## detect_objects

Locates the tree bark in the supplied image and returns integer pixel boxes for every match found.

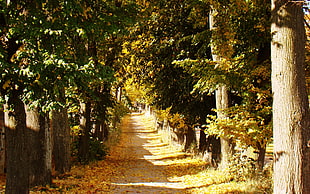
[184,126,196,151]
[78,101,91,164]
[209,9,234,169]
[51,108,71,174]
[96,121,109,142]
[257,143,266,170]
[271,1,310,193]
[26,107,52,187]
[215,85,234,169]
[102,122,109,141]
[199,129,207,153]
[0,108,5,174]
[4,95,29,194]
[94,120,103,141]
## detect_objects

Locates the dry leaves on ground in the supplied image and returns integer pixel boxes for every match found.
[0,113,271,193]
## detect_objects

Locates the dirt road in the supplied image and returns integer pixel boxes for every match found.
[108,113,186,194]
[29,113,207,193]
[7,112,270,193]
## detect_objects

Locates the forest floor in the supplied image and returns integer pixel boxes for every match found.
[0,113,272,193]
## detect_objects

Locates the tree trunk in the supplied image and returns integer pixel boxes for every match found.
[199,129,207,153]
[94,120,102,141]
[102,122,109,141]
[257,143,266,170]
[271,1,310,193]
[78,101,91,164]
[219,137,234,169]
[206,135,221,167]
[184,126,196,151]
[4,95,29,194]
[0,108,5,174]
[26,107,52,187]
[209,9,234,169]
[116,86,122,102]
[216,85,234,169]
[93,119,109,142]
[51,108,71,174]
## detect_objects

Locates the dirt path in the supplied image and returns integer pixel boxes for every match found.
[26,112,211,193]
[4,112,271,193]
[107,113,186,194]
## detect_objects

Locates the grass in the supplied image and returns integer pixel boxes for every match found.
[159,155,272,194]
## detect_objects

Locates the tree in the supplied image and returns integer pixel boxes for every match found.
[0,1,56,191]
[209,8,234,169]
[66,0,136,164]
[0,0,137,191]
[78,101,92,163]
[178,0,272,169]
[271,0,310,193]
[4,97,29,194]
[123,0,214,151]
[26,107,52,187]
[51,107,71,174]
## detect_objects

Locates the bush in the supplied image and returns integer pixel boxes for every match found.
[108,103,130,128]
[71,131,109,164]
[89,137,109,161]
[227,152,257,182]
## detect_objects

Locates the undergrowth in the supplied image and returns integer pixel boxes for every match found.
[151,112,273,193]
[161,154,272,194]
[29,113,273,193]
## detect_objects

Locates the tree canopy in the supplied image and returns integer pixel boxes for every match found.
[1,0,310,192]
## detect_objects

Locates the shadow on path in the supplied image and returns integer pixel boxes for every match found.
[107,113,186,194]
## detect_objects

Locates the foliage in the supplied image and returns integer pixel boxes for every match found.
[174,0,272,157]
[205,0,271,60]
[177,0,271,87]
[71,128,109,164]
[206,104,272,151]
[108,102,131,128]
[155,107,171,122]
[0,0,138,111]
[168,112,188,135]
[88,137,109,161]
[226,152,257,182]
[0,111,273,193]
[123,78,153,105]
[122,0,214,124]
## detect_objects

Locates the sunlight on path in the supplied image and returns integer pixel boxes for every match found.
[107,113,187,194]
[28,113,210,193]
[6,112,270,193]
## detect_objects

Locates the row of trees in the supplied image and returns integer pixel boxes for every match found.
[123,0,271,167]
[0,1,137,193]
[123,0,310,193]
[0,0,309,193]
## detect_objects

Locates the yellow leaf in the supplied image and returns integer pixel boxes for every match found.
[2,80,11,89]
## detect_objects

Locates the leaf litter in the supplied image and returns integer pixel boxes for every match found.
[0,113,271,193]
